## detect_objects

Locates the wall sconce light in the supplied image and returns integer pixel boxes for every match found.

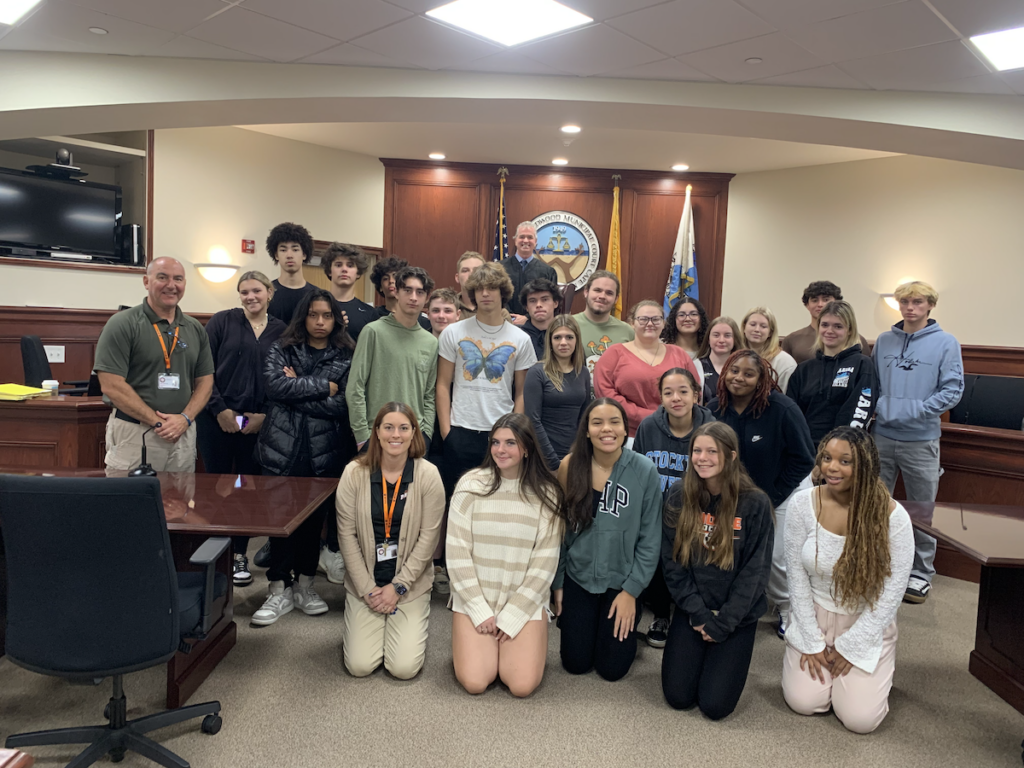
[881,293,899,311]
[193,246,240,283]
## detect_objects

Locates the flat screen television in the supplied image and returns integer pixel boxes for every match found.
[0,166,123,262]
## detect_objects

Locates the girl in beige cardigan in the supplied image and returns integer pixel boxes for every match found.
[336,402,445,679]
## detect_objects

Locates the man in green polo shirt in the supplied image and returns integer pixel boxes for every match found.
[94,257,214,472]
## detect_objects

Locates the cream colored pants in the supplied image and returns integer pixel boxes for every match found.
[104,413,197,473]
[782,602,898,734]
[343,591,431,680]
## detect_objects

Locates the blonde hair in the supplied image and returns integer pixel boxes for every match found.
[237,270,273,295]
[628,299,664,322]
[741,306,781,361]
[542,315,585,392]
[894,280,938,306]
[814,300,860,353]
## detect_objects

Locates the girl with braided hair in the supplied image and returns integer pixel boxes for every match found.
[782,426,914,733]
[707,349,815,638]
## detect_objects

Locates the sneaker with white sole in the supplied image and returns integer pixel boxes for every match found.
[252,582,293,626]
[776,612,787,640]
[318,545,346,585]
[903,576,932,604]
[232,553,253,587]
[646,617,669,648]
[433,565,450,595]
[293,575,329,615]
[253,540,271,568]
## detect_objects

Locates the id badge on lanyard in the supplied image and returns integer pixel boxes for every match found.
[154,324,180,390]
[377,472,403,562]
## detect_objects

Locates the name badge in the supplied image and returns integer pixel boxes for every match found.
[376,541,398,562]
[158,373,181,390]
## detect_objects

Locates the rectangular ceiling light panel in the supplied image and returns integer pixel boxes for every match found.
[971,27,1024,72]
[427,0,592,47]
[0,0,44,25]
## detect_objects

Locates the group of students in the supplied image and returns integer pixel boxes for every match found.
[197,220,963,732]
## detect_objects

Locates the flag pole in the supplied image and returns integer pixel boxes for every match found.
[608,174,623,319]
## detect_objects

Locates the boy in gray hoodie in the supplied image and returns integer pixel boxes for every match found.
[872,281,963,603]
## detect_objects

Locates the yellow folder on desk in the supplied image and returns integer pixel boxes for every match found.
[0,384,51,401]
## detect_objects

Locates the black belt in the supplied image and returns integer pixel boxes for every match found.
[115,410,141,424]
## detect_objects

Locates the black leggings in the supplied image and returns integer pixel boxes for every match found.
[266,498,331,587]
[661,615,757,720]
[196,409,260,558]
[559,576,639,682]
[642,561,672,620]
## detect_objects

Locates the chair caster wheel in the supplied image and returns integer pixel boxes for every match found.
[103,703,110,720]
[201,714,222,735]
[110,746,126,762]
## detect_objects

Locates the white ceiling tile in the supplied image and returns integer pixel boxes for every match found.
[350,16,502,69]
[749,63,869,88]
[9,1,176,55]
[785,2,956,62]
[186,6,340,62]
[299,42,417,68]
[557,0,673,22]
[998,70,1024,96]
[679,32,825,82]
[607,0,777,57]
[733,0,904,29]
[838,40,991,90]
[0,26,94,53]
[605,57,721,82]
[242,0,412,42]
[145,34,267,61]
[514,23,664,76]
[929,0,1024,38]
[448,49,570,75]
[65,0,225,34]
[916,73,1018,96]
[379,0,442,12]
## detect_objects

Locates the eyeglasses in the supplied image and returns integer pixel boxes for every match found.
[677,311,700,319]
[635,316,664,326]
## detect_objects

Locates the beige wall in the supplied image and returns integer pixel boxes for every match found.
[724,154,1024,348]
[0,126,384,313]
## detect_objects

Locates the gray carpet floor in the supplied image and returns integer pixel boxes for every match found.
[2,555,1022,768]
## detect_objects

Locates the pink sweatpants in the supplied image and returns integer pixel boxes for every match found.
[782,602,898,734]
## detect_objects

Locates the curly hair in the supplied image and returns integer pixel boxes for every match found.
[266,222,313,263]
[662,297,709,348]
[814,426,893,610]
[465,262,514,308]
[801,280,843,305]
[370,255,409,297]
[394,265,435,295]
[714,349,778,417]
[321,242,369,278]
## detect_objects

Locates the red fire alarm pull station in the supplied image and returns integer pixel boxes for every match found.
[242,239,256,254]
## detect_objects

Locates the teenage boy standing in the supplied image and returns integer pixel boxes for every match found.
[520,277,562,359]
[266,222,316,325]
[369,255,431,331]
[573,270,634,372]
[323,242,376,342]
[454,251,486,317]
[872,280,963,604]
[783,280,869,364]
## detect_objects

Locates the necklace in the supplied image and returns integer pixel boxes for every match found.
[633,341,662,366]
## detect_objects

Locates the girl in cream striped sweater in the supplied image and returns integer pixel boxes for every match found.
[447,413,566,697]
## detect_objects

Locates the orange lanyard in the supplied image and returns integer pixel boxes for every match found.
[153,324,179,372]
[381,472,403,542]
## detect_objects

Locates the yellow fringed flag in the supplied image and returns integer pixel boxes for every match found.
[607,175,622,318]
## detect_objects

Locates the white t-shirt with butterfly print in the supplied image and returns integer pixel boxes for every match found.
[439,316,537,432]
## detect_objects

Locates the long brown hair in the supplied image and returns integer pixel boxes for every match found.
[472,413,565,520]
[714,349,778,416]
[696,316,741,359]
[358,402,426,473]
[668,422,766,570]
[542,315,585,392]
[816,426,892,610]
[561,398,628,533]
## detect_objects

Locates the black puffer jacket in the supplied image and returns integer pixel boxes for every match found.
[256,341,353,477]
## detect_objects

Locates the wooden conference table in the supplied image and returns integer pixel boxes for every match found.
[904,501,1024,715]
[0,468,338,708]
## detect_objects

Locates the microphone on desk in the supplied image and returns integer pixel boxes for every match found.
[129,424,161,477]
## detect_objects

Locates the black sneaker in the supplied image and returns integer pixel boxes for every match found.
[646,618,669,648]
[232,554,253,587]
[903,576,932,604]
[253,540,271,568]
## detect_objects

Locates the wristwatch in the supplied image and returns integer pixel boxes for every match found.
[393,582,408,596]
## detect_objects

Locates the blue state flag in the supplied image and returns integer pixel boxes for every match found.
[664,185,698,315]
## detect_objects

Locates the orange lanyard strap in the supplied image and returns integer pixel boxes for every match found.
[153,324,179,372]
[381,472,403,542]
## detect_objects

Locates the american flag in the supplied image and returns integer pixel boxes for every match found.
[492,174,508,261]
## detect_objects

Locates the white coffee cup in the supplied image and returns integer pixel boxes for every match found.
[41,379,59,394]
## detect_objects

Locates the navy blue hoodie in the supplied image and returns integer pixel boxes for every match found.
[785,344,877,446]
[633,404,716,496]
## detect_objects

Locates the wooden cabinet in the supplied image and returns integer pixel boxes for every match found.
[0,396,111,468]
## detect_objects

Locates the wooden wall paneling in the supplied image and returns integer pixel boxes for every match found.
[961,346,1024,377]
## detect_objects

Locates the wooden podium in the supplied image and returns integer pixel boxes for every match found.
[0,395,110,469]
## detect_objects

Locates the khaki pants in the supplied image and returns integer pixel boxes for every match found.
[782,602,898,734]
[104,413,197,473]
[343,591,430,680]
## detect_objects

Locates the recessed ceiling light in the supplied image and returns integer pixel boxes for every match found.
[89,27,108,35]
[745,57,763,64]
[560,125,581,133]
[428,152,446,160]
[427,0,592,47]
[552,158,569,166]
[971,27,1024,71]
[671,164,689,171]
[0,0,44,25]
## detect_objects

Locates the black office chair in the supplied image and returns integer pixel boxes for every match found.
[0,475,228,768]
[948,373,978,425]
[19,335,90,395]
[966,375,1024,431]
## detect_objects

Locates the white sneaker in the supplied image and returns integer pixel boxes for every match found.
[251,582,293,626]
[293,575,329,615]
[433,565,450,595]
[318,546,346,585]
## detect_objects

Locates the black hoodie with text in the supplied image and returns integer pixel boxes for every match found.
[785,344,877,446]
[633,404,716,497]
